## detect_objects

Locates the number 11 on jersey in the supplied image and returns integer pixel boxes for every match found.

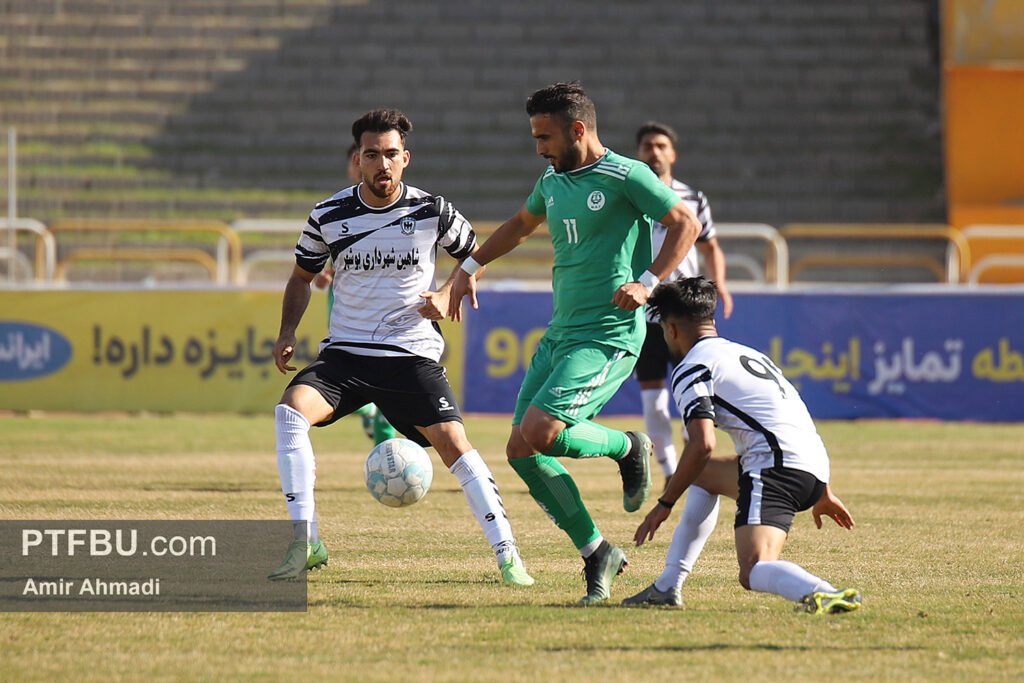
[563,218,579,244]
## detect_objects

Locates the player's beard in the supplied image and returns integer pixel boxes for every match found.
[645,159,668,176]
[550,146,584,173]
[365,173,399,200]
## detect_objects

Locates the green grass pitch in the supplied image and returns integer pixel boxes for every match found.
[1,414,1022,680]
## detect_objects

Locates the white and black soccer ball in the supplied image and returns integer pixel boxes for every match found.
[364,438,433,508]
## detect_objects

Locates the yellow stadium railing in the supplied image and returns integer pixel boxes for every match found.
[780,224,971,284]
[47,218,242,284]
[715,223,788,286]
[961,225,1024,284]
[789,254,947,283]
[0,218,56,282]
[55,248,220,283]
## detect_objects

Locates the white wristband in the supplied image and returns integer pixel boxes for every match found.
[461,255,483,276]
[638,270,660,290]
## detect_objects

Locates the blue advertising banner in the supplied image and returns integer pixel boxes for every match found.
[463,289,1024,422]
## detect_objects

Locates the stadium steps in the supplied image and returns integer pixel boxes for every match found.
[0,0,942,231]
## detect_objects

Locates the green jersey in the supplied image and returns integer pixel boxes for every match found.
[525,149,680,354]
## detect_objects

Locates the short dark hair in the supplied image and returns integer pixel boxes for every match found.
[351,109,413,148]
[526,81,597,129]
[647,276,717,324]
[635,121,678,147]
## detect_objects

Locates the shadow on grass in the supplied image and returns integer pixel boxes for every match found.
[541,644,926,653]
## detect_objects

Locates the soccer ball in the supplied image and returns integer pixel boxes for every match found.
[364,438,433,508]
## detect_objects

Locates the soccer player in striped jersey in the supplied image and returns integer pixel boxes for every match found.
[634,122,733,487]
[268,109,534,587]
[624,277,861,614]
[449,82,703,603]
[313,144,396,445]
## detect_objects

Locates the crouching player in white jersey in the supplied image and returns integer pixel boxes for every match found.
[623,277,861,614]
[268,109,533,586]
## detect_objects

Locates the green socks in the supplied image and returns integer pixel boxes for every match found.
[546,420,629,460]
[373,411,396,443]
[509,455,600,550]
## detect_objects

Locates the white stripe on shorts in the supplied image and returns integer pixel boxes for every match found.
[566,350,626,417]
[746,469,764,526]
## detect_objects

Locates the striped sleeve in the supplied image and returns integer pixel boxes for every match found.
[436,197,477,260]
[671,362,716,424]
[695,190,715,241]
[294,214,330,274]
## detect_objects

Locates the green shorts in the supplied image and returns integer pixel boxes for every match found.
[512,335,638,426]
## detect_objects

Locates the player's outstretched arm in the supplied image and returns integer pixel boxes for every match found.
[697,238,733,319]
[634,418,716,546]
[274,264,317,374]
[612,200,702,311]
[652,200,702,279]
[812,483,855,530]
[420,255,481,322]
[448,205,544,319]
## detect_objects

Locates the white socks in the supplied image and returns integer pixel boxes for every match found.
[579,536,604,559]
[275,404,319,543]
[642,388,677,478]
[654,485,719,592]
[748,560,836,602]
[449,449,519,567]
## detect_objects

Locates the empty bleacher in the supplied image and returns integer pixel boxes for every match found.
[0,0,943,226]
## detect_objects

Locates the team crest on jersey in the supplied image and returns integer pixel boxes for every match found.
[401,217,416,235]
[587,190,605,211]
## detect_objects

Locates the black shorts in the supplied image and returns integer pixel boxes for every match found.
[734,465,826,533]
[634,322,673,382]
[288,349,463,448]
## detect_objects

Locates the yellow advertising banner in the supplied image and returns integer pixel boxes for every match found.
[0,291,463,413]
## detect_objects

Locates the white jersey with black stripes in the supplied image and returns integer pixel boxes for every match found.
[294,183,476,362]
[670,335,830,482]
[646,178,715,322]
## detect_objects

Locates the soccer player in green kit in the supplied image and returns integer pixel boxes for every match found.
[449,82,702,603]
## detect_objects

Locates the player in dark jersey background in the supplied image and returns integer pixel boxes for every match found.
[450,82,703,603]
[268,109,534,587]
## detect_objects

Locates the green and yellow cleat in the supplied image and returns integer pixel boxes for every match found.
[798,587,862,614]
[499,555,536,587]
[267,539,329,581]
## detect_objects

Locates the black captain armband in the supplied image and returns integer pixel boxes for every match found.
[657,497,675,510]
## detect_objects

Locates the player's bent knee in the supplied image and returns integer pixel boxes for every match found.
[505,427,538,461]
[518,420,558,453]
[277,385,332,425]
[506,439,535,461]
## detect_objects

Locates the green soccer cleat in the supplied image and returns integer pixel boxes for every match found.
[618,431,653,512]
[267,539,329,581]
[499,555,536,587]
[579,540,628,605]
[798,587,862,614]
[622,582,683,607]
